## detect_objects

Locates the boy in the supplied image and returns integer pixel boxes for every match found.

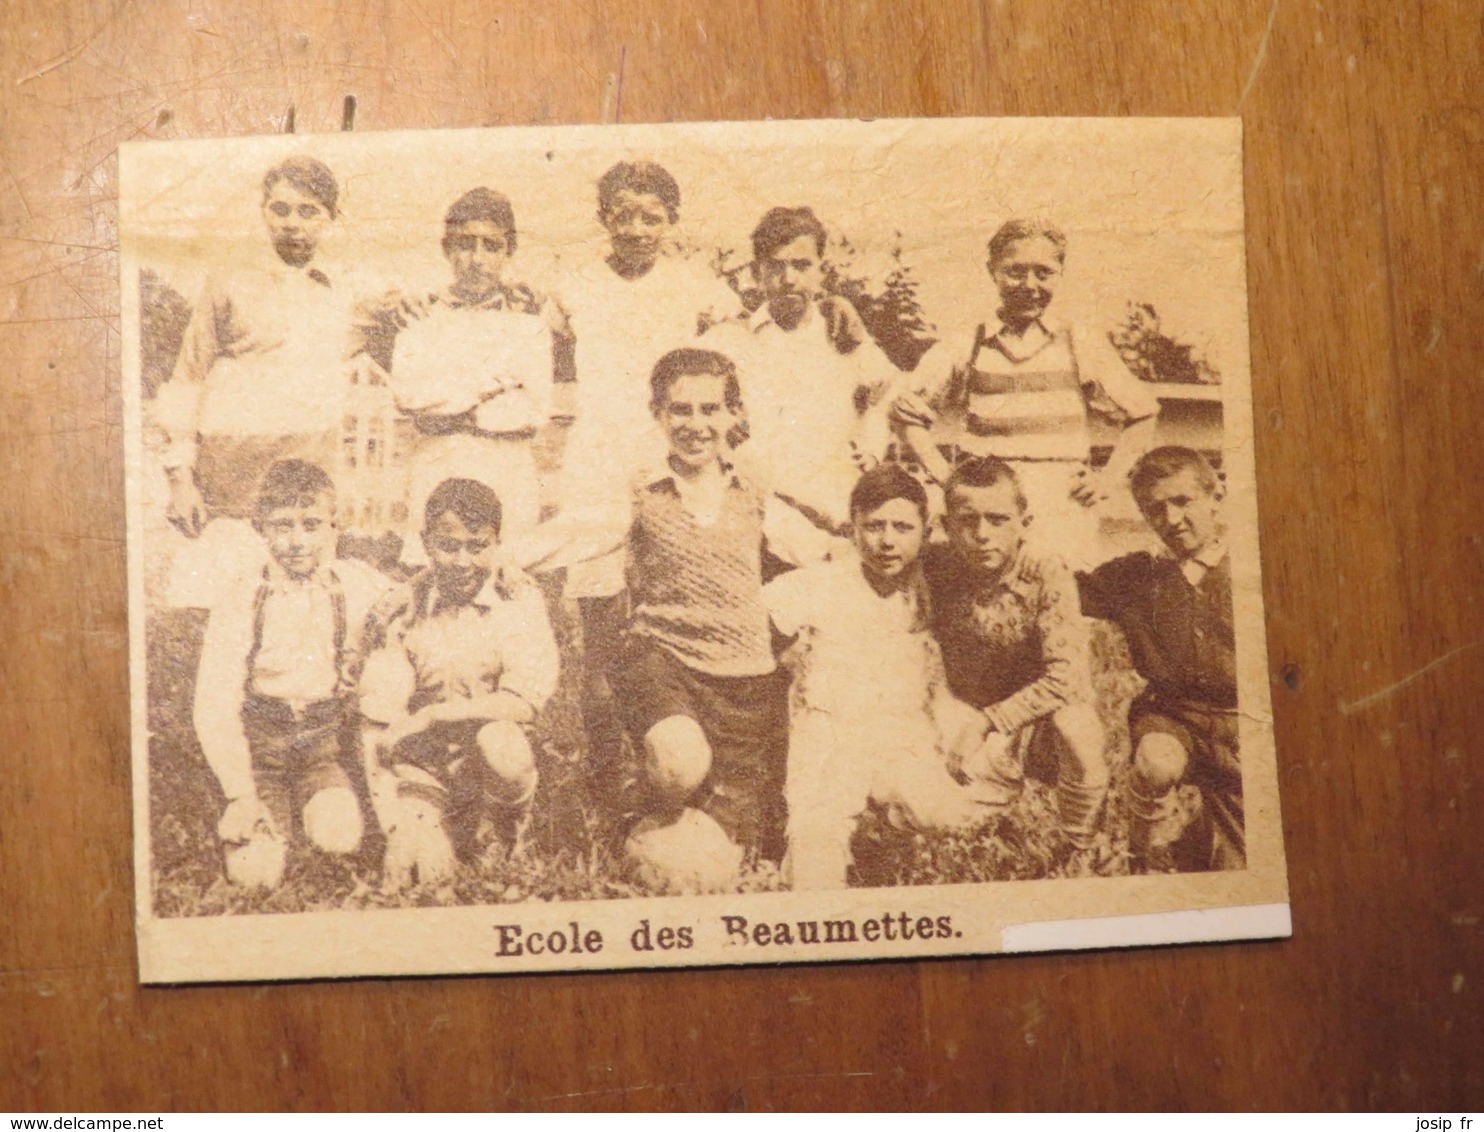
[920,456,1110,855]
[706,206,899,567]
[192,460,395,890]
[358,478,560,889]
[353,187,574,564]
[513,347,790,888]
[891,218,1160,564]
[1078,447,1242,872]
[765,464,984,890]
[555,160,740,810]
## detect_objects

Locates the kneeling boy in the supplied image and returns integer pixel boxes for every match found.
[1078,446,1242,872]
[921,456,1110,855]
[358,478,560,888]
[193,460,395,889]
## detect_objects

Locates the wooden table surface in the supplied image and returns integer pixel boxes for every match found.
[2,0,1481,1112]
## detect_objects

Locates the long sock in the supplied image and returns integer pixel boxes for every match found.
[1058,778,1108,849]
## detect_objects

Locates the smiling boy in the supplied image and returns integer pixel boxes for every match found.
[356,478,560,889]
[892,218,1160,564]
[192,460,395,890]
[554,161,741,814]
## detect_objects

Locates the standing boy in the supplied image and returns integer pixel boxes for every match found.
[765,464,984,890]
[707,206,900,566]
[357,478,560,889]
[921,456,1110,855]
[892,218,1160,563]
[354,187,574,563]
[192,460,395,890]
[1078,447,1242,872]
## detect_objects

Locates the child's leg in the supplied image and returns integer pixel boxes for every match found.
[642,715,713,806]
[1126,724,1195,870]
[1050,702,1110,849]
[476,720,539,807]
[296,711,364,857]
[785,712,865,891]
[378,732,462,888]
[577,593,630,818]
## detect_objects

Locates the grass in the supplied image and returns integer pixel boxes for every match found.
[146,584,1147,918]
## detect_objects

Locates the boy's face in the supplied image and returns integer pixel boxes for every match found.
[423,511,497,604]
[988,235,1062,326]
[853,497,926,582]
[260,495,336,579]
[262,181,331,269]
[944,480,1027,578]
[654,373,737,472]
[759,234,823,326]
[602,189,673,269]
[1136,468,1224,560]
[444,219,510,301]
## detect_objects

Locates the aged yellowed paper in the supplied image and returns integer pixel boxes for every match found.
[121,117,1287,983]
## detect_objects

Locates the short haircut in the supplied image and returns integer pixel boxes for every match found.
[256,459,334,517]
[423,477,502,536]
[598,160,681,220]
[649,347,743,412]
[850,463,929,523]
[1129,446,1221,502]
[987,217,1067,266]
[751,206,827,261]
[945,455,1028,514]
[262,156,339,218]
[443,187,518,254]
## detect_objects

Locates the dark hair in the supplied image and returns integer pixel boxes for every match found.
[262,156,339,218]
[850,464,929,523]
[597,161,681,220]
[255,459,334,517]
[423,477,502,537]
[648,347,743,412]
[987,217,1067,266]
[751,206,827,261]
[1129,446,1221,502]
[945,455,1028,514]
[443,187,518,254]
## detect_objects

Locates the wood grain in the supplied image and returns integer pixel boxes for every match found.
[1,0,1480,1111]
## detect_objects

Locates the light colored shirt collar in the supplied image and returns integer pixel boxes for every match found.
[981,314,1060,364]
[263,559,337,590]
[639,454,747,493]
[746,298,823,335]
[1169,540,1228,586]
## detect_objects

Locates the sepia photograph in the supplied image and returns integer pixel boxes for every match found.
[120,116,1287,982]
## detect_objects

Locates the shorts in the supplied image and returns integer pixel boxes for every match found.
[613,636,789,862]
[243,694,356,842]
[1130,692,1244,870]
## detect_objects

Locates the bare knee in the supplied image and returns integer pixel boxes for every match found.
[1053,703,1108,787]
[1132,732,1189,795]
[302,787,363,855]
[225,835,286,889]
[477,720,538,804]
[644,715,712,802]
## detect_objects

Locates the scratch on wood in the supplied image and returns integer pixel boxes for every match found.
[1237,0,1280,110]
[1338,639,1484,715]
[14,0,134,86]
[615,45,627,124]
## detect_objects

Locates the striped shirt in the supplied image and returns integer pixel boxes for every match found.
[919,318,1160,462]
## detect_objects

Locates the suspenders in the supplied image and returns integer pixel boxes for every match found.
[244,567,349,707]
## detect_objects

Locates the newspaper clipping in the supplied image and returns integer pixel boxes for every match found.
[121,117,1288,983]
